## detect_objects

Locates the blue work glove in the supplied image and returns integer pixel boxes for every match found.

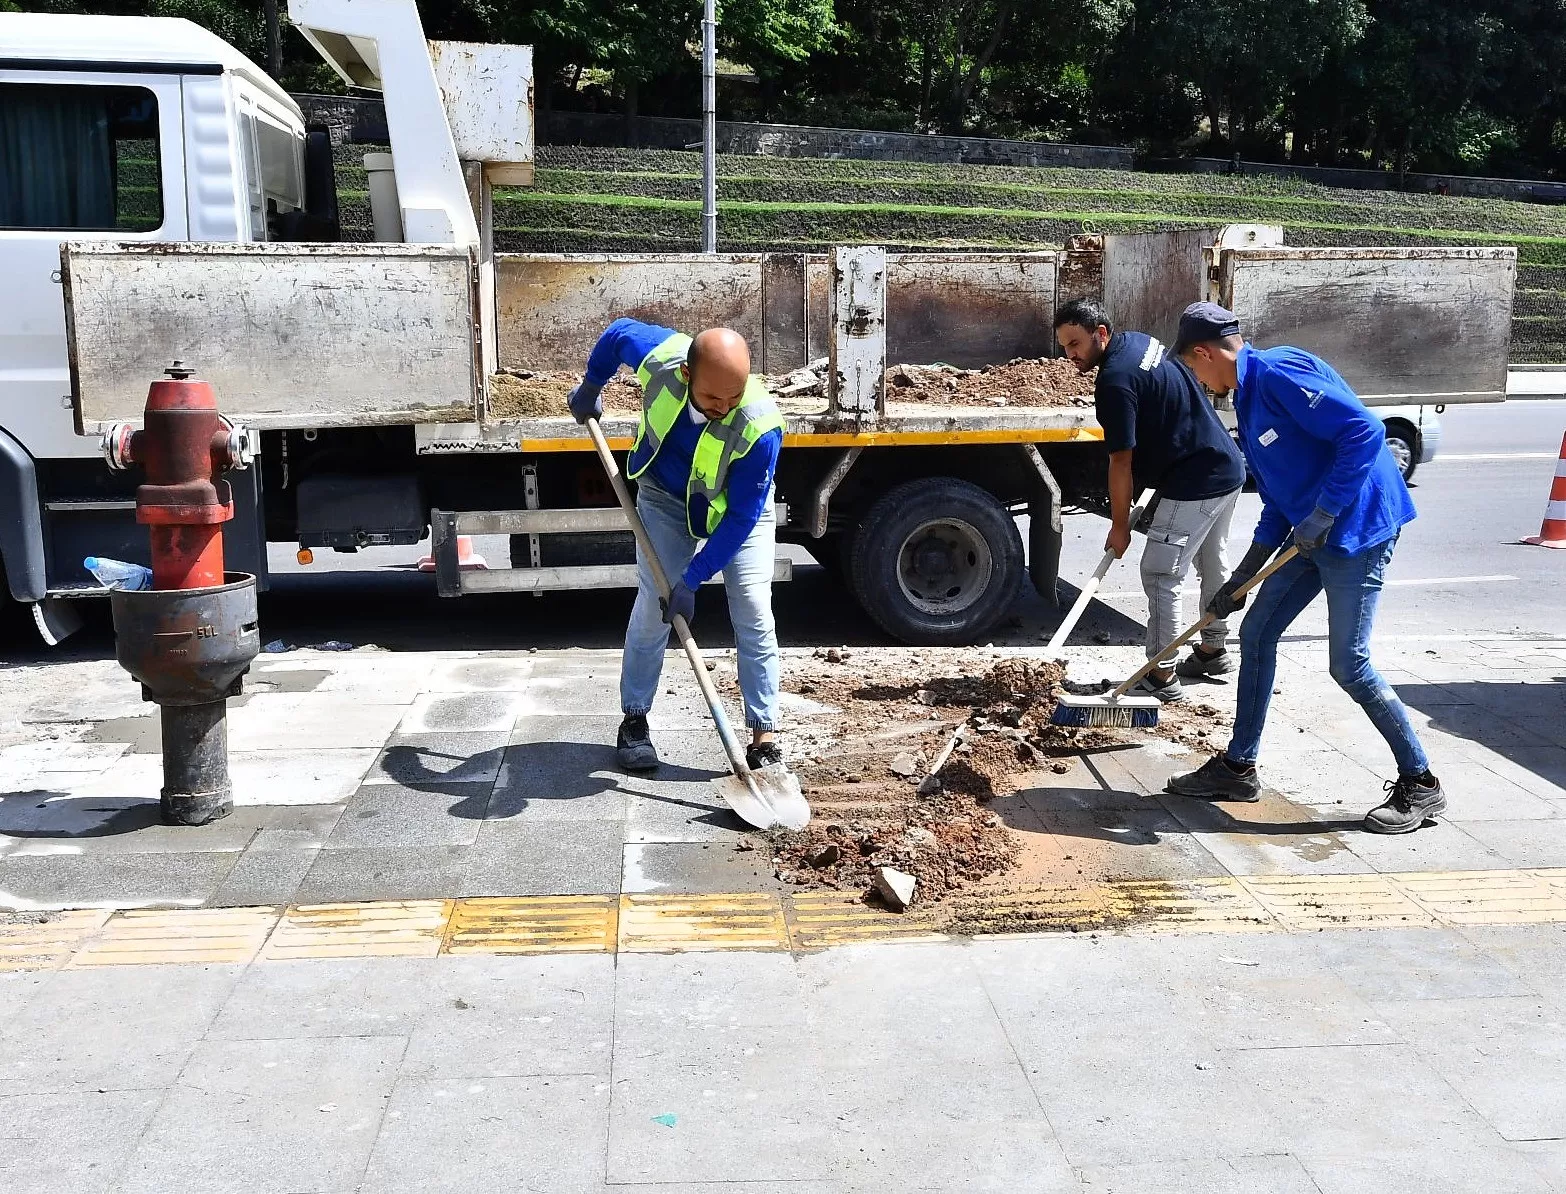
[567,381,604,425]
[661,580,696,627]
[1292,507,1336,558]
[1207,541,1275,618]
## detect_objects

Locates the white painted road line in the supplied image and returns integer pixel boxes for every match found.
[1437,452,1561,461]
[1384,574,1519,587]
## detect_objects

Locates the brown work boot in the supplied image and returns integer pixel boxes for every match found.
[1363,773,1446,834]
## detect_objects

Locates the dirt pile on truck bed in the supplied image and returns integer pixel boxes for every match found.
[488,356,1094,420]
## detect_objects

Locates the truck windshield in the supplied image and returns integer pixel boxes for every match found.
[0,82,161,231]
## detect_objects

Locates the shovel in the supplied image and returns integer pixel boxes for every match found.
[1044,489,1153,655]
[584,417,811,832]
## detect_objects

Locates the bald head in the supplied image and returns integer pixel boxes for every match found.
[685,327,751,421]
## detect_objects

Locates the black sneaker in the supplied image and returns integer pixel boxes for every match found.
[746,741,784,770]
[1165,754,1262,802]
[616,715,659,772]
[1176,646,1237,678]
[1363,773,1446,834]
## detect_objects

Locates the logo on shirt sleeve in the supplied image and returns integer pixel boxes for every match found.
[1258,428,1279,447]
[1302,388,1325,408]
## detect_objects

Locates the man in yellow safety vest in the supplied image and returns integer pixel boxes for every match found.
[568,320,786,774]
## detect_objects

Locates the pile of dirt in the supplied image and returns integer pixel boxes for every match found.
[488,353,1095,420]
[885,358,1095,408]
[488,371,643,419]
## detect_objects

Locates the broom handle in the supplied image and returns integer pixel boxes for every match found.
[584,417,759,791]
[1109,545,1300,699]
[1045,490,1153,653]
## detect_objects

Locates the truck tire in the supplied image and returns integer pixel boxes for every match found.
[848,477,1024,646]
[1383,421,1418,481]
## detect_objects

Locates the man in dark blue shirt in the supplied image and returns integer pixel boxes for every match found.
[1054,299,1246,702]
[1166,302,1443,835]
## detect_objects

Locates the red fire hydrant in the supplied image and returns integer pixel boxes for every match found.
[102,362,260,825]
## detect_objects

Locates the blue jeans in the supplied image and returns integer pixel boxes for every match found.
[620,477,780,732]
[1227,535,1430,776]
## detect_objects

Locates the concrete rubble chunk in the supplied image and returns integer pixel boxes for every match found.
[873,866,917,911]
[888,752,919,778]
[917,775,944,796]
[806,842,841,869]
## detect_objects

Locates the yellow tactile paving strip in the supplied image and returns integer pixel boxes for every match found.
[6,868,1566,970]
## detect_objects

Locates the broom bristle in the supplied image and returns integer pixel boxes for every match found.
[1050,702,1161,729]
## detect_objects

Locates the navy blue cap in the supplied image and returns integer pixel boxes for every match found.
[1172,302,1242,354]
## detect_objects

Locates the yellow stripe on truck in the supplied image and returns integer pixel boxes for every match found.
[516,427,1104,453]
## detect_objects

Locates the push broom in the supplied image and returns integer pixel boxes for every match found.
[1052,545,1299,728]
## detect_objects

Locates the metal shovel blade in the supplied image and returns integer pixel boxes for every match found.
[714,766,811,832]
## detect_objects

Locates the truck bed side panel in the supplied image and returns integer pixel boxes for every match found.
[63,242,479,431]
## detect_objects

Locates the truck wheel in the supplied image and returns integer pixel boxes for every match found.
[849,477,1023,646]
[1384,421,1418,481]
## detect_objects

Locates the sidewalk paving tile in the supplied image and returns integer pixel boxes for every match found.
[607,952,835,1185]
[1460,924,1566,992]
[1470,746,1566,803]
[0,850,240,912]
[463,820,624,896]
[488,734,633,824]
[423,656,537,693]
[1304,925,1533,1001]
[397,690,528,735]
[621,841,776,894]
[1225,1042,1499,1156]
[1298,1144,1557,1194]
[1513,1140,1566,1191]
[0,1088,163,1194]
[1429,761,1562,821]
[1153,789,1370,878]
[1027,802,1229,881]
[114,1034,404,1194]
[211,955,446,1041]
[225,694,411,751]
[362,732,506,787]
[359,1073,606,1193]
[1342,821,1516,874]
[3,806,255,857]
[228,748,380,806]
[209,845,319,907]
[398,954,615,1080]
[1076,1154,1322,1194]
[1462,819,1566,868]
[0,962,241,1097]
[327,782,487,848]
[1372,994,1566,1142]
[291,845,470,905]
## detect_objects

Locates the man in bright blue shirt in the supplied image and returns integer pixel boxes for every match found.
[1165,302,1444,834]
[568,318,785,775]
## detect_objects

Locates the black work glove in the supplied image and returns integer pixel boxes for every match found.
[1207,541,1276,618]
[1292,507,1336,558]
[567,381,604,425]
[661,580,696,627]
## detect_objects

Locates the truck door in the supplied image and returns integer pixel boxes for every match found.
[0,69,188,462]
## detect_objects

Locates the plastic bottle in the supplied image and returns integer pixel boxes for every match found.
[84,556,153,591]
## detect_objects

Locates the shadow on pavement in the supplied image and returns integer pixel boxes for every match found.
[1399,679,1566,795]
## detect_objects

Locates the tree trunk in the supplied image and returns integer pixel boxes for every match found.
[918,37,935,129]
[949,1,1015,131]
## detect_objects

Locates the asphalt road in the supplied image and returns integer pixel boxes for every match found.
[6,399,1562,662]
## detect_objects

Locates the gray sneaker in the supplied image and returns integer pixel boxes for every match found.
[616,715,659,773]
[1363,774,1446,834]
[1165,754,1262,802]
[1176,646,1236,678]
[1127,673,1185,703]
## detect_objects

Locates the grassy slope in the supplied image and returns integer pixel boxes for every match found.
[332,145,1566,360]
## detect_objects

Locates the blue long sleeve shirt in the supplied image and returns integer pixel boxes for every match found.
[583,317,781,589]
[1234,343,1416,554]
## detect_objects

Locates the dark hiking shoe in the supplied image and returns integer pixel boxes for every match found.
[746,741,784,771]
[1176,646,1237,679]
[616,715,659,772]
[1127,673,1185,703]
[1363,773,1446,834]
[1165,754,1262,803]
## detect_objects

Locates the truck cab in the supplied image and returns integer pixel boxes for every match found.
[0,14,308,638]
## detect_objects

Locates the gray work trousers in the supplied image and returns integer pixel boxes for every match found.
[1140,489,1241,661]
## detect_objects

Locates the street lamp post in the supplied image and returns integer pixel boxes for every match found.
[701,0,717,253]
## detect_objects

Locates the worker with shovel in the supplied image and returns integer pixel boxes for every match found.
[1053,299,1247,701]
[567,319,786,777]
[1168,302,1443,834]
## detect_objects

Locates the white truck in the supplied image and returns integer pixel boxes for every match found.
[0,1,1517,648]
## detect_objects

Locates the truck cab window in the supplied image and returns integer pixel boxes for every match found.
[0,83,161,231]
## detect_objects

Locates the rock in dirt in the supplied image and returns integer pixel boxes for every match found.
[917,775,944,796]
[806,843,841,869]
[888,752,920,778]
[874,866,918,911]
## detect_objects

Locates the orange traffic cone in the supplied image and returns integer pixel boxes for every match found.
[418,536,488,572]
[1522,431,1566,549]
